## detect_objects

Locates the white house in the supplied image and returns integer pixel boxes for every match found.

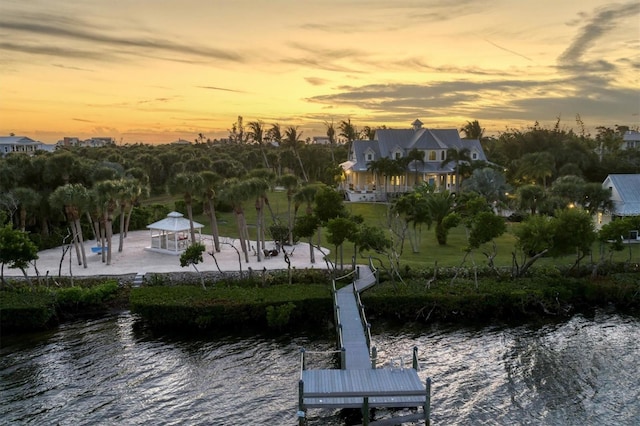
[622,131,640,150]
[341,119,487,201]
[0,136,44,156]
[599,174,640,236]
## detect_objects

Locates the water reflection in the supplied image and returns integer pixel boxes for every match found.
[1,311,639,425]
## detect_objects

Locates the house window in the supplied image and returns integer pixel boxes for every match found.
[440,151,445,161]
[394,151,402,159]
[366,153,373,161]
[472,152,478,160]
[428,151,436,161]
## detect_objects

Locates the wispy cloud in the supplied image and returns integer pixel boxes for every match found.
[483,39,533,62]
[559,2,640,66]
[0,11,244,63]
[197,86,245,93]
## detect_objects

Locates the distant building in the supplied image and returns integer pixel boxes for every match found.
[56,137,115,148]
[312,136,331,145]
[0,136,44,155]
[170,139,192,145]
[622,131,640,150]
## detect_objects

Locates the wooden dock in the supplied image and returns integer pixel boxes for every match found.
[298,262,431,426]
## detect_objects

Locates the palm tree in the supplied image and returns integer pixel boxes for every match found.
[404,149,425,186]
[167,172,204,244]
[441,147,471,194]
[294,184,322,263]
[247,120,270,169]
[245,176,270,262]
[220,178,252,263]
[12,187,41,232]
[277,174,299,245]
[200,171,222,252]
[339,118,358,161]
[516,184,545,215]
[284,126,309,182]
[516,152,556,188]
[92,180,120,265]
[425,191,456,245]
[460,120,484,140]
[325,120,336,163]
[49,183,90,268]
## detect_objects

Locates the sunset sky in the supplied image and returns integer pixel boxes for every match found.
[1,0,639,144]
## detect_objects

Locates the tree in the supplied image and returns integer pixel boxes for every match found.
[0,223,38,285]
[245,175,271,262]
[49,183,90,269]
[441,147,471,193]
[516,152,555,187]
[326,217,358,269]
[460,120,484,140]
[515,184,545,215]
[179,242,206,289]
[200,171,222,252]
[93,180,120,265]
[425,191,458,245]
[404,148,425,186]
[168,172,204,244]
[293,214,319,264]
[11,187,41,232]
[339,118,358,144]
[220,178,252,263]
[512,215,555,277]
[325,120,337,163]
[550,208,596,272]
[277,174,299,246]
[462,168,510,204]
[283,126,309,182]
[247,120,270,169]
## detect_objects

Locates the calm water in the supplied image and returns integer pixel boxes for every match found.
[1,311,639,425]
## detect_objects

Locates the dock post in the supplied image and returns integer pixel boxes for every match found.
[341,347,346,369]
[298,380,306,426]
[412,346,418,370]
[371,346,377,369]
[362,397,369,426]
[424,377,431,426]
[300,348,306,371]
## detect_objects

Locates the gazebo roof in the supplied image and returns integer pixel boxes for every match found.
[146,211,204,232]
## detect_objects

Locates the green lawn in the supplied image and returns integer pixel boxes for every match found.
[147,192,640,269]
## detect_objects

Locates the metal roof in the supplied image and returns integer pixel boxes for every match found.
[146,211,204,231]
[604,174,640,216]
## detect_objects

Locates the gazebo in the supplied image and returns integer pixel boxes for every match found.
[146,211,204,255]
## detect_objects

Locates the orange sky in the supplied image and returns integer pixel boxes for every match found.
[1,0,639,144]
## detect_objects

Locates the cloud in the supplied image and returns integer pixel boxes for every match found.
[305,75,639,127]
[0,10,244,63]
[559,2,640,66]
[483,39,533,62]
[72,118,94,123]
[197,86,245,93]
[305,77,329,86]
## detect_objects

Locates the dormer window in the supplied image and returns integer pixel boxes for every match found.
[428,150,436,161]
[472,152,478,160]
[394,151,402,159]
[366,153,374,161]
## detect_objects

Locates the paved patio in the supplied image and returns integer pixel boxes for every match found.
[5,230,331,277]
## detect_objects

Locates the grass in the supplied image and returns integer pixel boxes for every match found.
[145,191,640,269]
